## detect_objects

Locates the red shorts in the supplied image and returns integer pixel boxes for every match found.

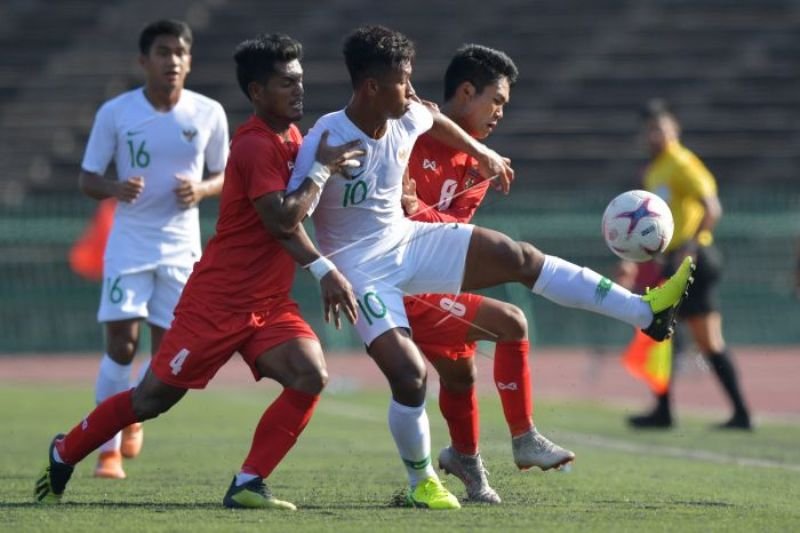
[404,293,483,361]
[151,294,318,389]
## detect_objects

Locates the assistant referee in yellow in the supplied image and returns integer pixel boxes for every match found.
[625,99,752,430]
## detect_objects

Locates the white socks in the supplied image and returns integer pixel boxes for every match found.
[532,255,653,329]
[95,354,132,453]
[235,472,260,486]
[388,399,437,489]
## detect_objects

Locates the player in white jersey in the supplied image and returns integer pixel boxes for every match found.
[288,25,694,509]
[78,20,229,480]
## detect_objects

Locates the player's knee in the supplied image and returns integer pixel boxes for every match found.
[496,304,528,341]
[394,365,427,395]
[441,367,476,393]
[106,335,137,363]
[295,366,328,395]
[517,242,545,283]
[131,391,173,421]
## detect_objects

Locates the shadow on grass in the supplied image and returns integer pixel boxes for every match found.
[4,501,402,511]
[3,502,223,510]
[592,499,735,509]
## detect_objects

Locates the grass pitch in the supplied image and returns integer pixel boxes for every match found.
[1,384,799,532]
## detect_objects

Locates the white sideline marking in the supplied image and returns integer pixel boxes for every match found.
[320,399,800,473]
[557,431,800,473]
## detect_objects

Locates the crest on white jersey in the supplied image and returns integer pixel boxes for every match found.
[182,128,198,143]
[397,146,410,163]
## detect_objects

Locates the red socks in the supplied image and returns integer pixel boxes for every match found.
[438,340,534,453]
[56,388,138,465]
[241,388,319,478]
[439,385,479,456]
[494,340,533,436]
[54,387,320,478]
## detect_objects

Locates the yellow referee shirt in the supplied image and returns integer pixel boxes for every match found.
[643,140,717,251]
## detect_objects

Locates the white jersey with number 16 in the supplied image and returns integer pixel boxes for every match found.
[81,87,229,274]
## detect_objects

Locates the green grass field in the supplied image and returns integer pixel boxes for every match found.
[2,384,799,532]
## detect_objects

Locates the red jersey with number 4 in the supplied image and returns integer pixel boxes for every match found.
[406,133,491,223]
[182,116,302,311]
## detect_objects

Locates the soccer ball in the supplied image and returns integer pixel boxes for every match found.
[602,190,674,262]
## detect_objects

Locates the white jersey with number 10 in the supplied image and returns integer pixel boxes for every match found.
[287,101,433,265]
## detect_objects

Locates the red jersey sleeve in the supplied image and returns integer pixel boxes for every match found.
[234,135,292,200]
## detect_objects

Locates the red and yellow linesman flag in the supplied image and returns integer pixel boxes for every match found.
[622,330,672,394]
[69,199,115,281]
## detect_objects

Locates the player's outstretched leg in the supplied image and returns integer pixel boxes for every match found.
[34,375,185,503]
[34,434,74,504]
[438,447,500,504]
[512,427,575,471]
[640,257,695,341]
[461,227,694,342]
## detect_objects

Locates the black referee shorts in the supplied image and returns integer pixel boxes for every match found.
[663,244,723,318]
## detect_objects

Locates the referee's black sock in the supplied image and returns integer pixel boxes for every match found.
[707,350,749,417]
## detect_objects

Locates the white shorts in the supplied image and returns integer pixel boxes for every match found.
[97,265,191,328]
[334,221,474,346]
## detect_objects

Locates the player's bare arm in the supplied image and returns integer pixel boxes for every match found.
[425,110,514,194]
[315,130,364,179]
[253,192,357,327]
[79,169,144,203]
[173,170,224,208]
[673,194,721,266]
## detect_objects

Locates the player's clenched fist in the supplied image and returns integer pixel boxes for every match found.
[173,174,206,209]
[315,130,365,178]
[115,176,145,203]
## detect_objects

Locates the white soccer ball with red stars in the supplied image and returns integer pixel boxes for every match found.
[602,190,674,262]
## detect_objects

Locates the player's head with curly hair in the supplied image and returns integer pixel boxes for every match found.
[234,33,303,100]
[343,25,416,88]
[443,44,518,102]
[234,34,304,123]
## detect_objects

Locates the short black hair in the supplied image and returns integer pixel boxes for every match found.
[138,19,192,55]
[343,25,415,87]
[443,44,518,101]
[233,33,303,100]
[640,98,676,122]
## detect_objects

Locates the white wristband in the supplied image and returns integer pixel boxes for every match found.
[307,161,332,188]
[306,256,336,281]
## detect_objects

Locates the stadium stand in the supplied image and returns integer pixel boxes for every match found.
[0,0,798,351]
